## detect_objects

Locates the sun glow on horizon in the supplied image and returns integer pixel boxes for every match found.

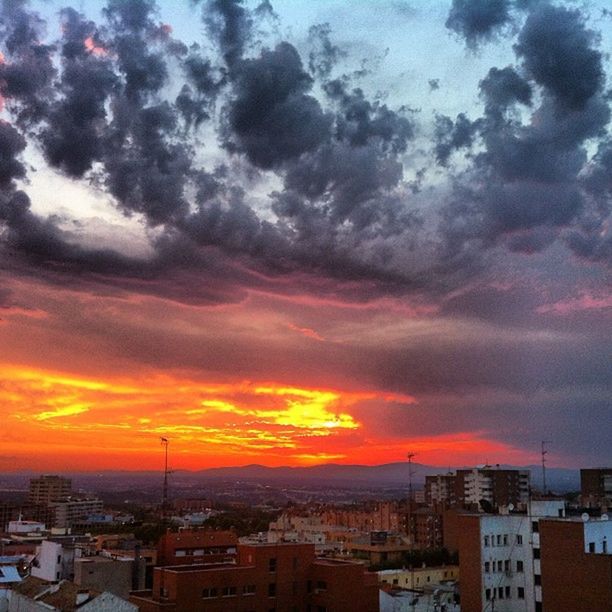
[0,364,536,471]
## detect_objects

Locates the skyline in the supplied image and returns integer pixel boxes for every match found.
[0,0,611,471]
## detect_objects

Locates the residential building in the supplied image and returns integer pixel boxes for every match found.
[74,552,146,598]
[410,508,443,549]
[580,468,612,509]
[157,529,238,566]
[31,540,77,582]
[539,517,611,611]
[49,498,104,529]
[425,473,456,506]
[425,467,530,511]
[28,475,72,505]
[456,467,530,510]
[458,500,569,612]
[378,565,459,590]
[130,541,379,611]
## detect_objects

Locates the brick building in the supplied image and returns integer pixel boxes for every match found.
[425,467,530,511]
[580,468,612,508]
[539,518,611,611]
[157,529,238,566]
[131,542,379,611]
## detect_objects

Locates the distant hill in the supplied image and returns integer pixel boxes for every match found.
[0,462,580,493]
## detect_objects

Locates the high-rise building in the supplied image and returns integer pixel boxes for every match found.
[458,500,569,612]
[28,475,72,505]
[426,467,530,511]
[580,468,612,508]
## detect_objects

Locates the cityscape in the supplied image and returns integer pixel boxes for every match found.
[0,0,611,611]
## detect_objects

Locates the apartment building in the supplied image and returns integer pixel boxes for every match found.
[157,529,238,566]
[131,541,379,611]
[580,468,612,508]
[28,475,73,505]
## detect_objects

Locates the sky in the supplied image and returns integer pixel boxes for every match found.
[0,0,610,472]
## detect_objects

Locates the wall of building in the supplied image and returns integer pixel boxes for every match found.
[540,519,612,612]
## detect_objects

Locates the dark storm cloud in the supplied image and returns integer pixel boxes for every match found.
[446,0,512,47]
[39,8,116,177]
[439,2,611,264]
[202,0,252,69]
[515,3,604,111]
[223,42,332,169]
[0,0,610,306]
[0,0,55,124]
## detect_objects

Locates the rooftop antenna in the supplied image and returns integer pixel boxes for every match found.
[541,440,551,495]
[161,437,169,512]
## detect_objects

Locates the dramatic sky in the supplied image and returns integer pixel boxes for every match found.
[0,0,610,472]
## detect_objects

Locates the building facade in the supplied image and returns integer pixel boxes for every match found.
[131,542,379,611]
[27,476,72,505]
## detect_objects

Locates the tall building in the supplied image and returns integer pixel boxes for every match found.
[580,468,612,508]
[130,542,379,611]
[28,475,72,505]
[458,500,568,612]
[425,473,456,506]
[426,467,530,511]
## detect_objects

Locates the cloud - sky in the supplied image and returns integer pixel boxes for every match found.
[0,0,610,471]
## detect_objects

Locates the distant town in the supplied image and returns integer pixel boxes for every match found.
[0,463,610,611]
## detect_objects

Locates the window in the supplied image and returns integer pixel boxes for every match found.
[202,588,217,599]
[588,542,595,553]
[516,534,523,545]
[269,557,277,572]
[175,550,186,557]
[505,586,511,598]
[268,583,276,597]
[603,541,608,554]
[484,535,489,546]
[503,535,508,546]
[534,574,541,586]
[498,587,504,599]
[497,535,502,546]
[516,560,524,572]
[497,560,503,572]
[485,589,491,601]
[518,587,525,599]
[532,521,539,533]
[160,587,168,598]
[392,579,398,585]
[316,580,327,592]
[57,555,62,564]
[504,560,510,572]
[222,586,237,597]
[243,585,256,595]
[426,576,430,582]
[536,603,542,612]
[533,548,540,559]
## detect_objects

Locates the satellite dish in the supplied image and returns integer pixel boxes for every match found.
[581,513,590,522]
[601,514,609,521]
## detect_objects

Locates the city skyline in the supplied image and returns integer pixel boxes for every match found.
[0,0,611,471]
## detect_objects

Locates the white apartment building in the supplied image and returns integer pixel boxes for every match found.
[50,498,104,528]
[459,500,566,612]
